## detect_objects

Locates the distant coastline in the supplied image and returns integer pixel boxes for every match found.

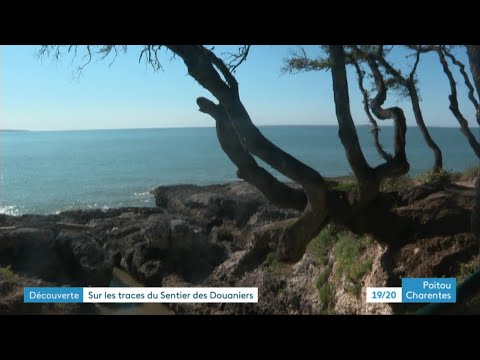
[1,129,30,132]
[2,124,479,132]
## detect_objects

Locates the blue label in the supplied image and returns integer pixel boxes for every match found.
[402,278,456,303]
[24,287,83,303]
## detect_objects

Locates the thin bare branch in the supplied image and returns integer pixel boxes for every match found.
[222,45,251,73]
[138,45,164,72]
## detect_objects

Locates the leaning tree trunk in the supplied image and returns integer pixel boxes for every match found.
[329,45,378,205]
[166,45,328,263]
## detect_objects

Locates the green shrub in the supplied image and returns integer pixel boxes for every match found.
[335,232,373,297]
[334,182,357,192]
[0,265,15,279]
[319,282,333,306]
[326,179,357,192]
[380,175,415,194]
[416,169,457,185]
[308,224,337,265]
[457,255,480,283]
[316,265,333,307]
[265,252,281,268]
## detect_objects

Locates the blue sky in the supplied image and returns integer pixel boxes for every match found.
[1,45,478,131]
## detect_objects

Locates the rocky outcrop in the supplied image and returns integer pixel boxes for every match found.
[0,226,112,287]
[156,181,478,314]
[152,183,266,228]
[1,179,478,314]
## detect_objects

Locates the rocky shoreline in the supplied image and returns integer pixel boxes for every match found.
[1,180,478,314]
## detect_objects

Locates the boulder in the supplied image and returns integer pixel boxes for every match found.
[56,230,113,287]
[0,228,62,282]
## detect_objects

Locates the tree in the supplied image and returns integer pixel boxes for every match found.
[40,45,480,311]
[39,45,480,304]
[285,45,444,172]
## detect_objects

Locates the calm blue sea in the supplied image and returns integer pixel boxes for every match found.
[1,126,478,215]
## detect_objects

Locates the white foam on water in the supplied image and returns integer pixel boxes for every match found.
[134,191,151,197]
[0,205,20,216]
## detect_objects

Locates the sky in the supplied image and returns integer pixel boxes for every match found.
[1,45,478,131]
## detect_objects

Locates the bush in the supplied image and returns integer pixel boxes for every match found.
[0,265,15,279]
[335,232,373,297]
[380,175,415,194]
[308,224,337,265]
[416,169,457,185]
[316,265,333,308]
[326,179,357,192]
[319,282,333,306]
[265,252,281,268]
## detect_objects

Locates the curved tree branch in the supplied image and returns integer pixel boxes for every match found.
[366,58,410,181]
[351,59,393,162]
[357,46,443,171]
[223,45,251,73]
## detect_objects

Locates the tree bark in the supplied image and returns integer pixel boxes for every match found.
[329,45,378,205]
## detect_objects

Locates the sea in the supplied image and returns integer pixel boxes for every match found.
[1,126,479,216]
